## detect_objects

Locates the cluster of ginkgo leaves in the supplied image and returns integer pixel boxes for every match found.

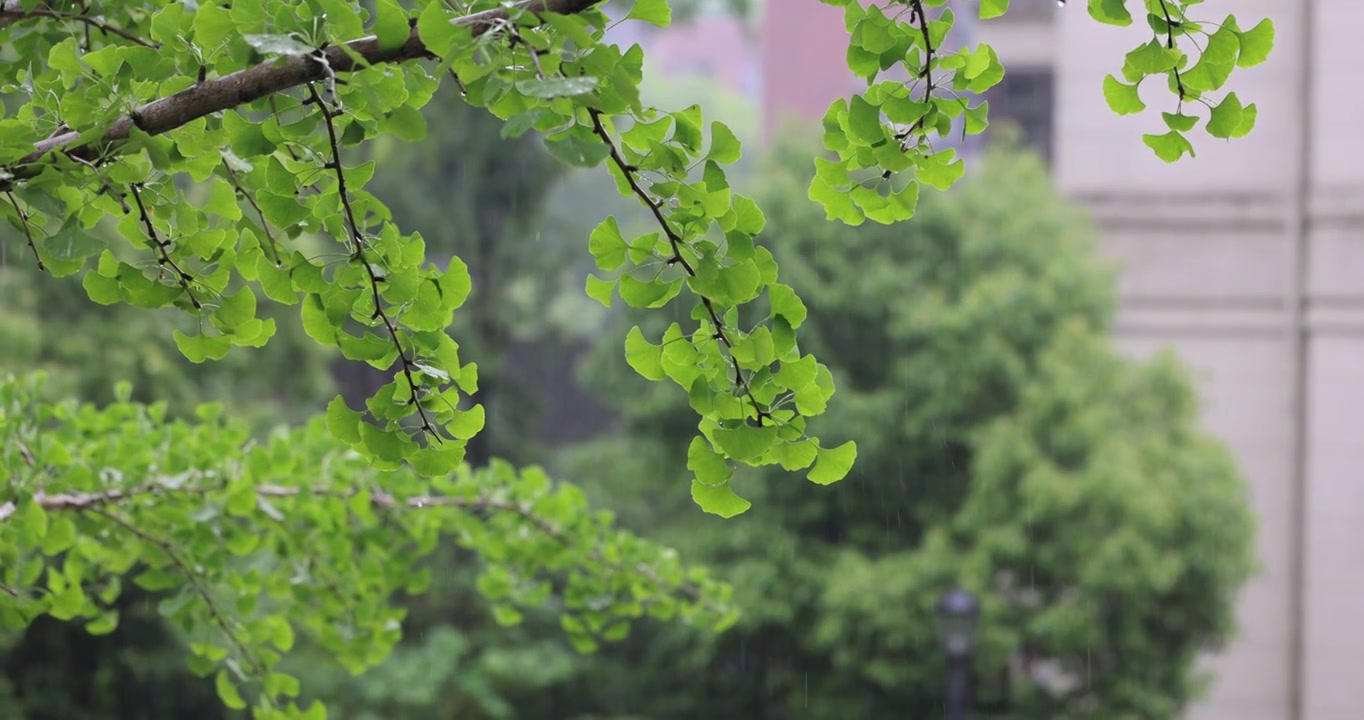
[0,0,1271,716]
[1,372,735,717]
[809,0,1275,223]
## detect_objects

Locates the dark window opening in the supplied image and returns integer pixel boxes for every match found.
[987,67,1055,166]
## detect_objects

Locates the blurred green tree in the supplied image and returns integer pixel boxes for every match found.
[557,137,1257,719]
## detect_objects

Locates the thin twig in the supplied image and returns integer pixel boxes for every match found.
[586,108,770,425]
[509,29,547,80]
[15,439,36,466]
[1158,0,1187,103]
[4,191,44,270]
[266,96,304,164]
[82,506,267,676]
[220,160,282,266]
[0,0,159,48]
[890,0,940,170]
[64,152,129,212]
[446,68,468,96]
[305,81,439,439]
[305,81,364,251]
[129,182,200,308]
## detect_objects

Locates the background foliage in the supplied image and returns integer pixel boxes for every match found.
[1,0,1269,717]
[555,138,1256,718]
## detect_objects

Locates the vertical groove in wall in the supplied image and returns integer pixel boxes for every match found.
[1286,0,1316,718]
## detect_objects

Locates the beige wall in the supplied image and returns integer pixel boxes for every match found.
[761,1,1362,716]
[1047,0,1364,718]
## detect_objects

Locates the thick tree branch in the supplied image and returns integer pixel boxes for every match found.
[2,0,600,185]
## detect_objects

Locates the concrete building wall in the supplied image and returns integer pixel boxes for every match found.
[761,0,1364,717]
[1051,2,1297,717]
[1050,1,1364,718]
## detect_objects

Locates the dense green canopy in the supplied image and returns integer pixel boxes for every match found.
[0,0,1271,716]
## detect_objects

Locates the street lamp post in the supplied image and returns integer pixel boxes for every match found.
[936,588,980,720]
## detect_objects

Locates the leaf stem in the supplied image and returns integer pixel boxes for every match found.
[82,506,267,678]
[305,81,439,439]
[129,182,200,309]
[4,191,44,271]
[0,0,159,48]
[221,160,282,266]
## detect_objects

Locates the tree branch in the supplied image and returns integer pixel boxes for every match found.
[3,190,44,270]
[0,483,531,520]
[1,0,600,187]
[82,505,268,678]
[129,181,201,308]
[587,108,771,425]
[0,0,158,47]
[221,159,282,265]
[0,480,706,603]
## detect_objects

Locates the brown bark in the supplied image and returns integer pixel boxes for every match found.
[1,0,600,182]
